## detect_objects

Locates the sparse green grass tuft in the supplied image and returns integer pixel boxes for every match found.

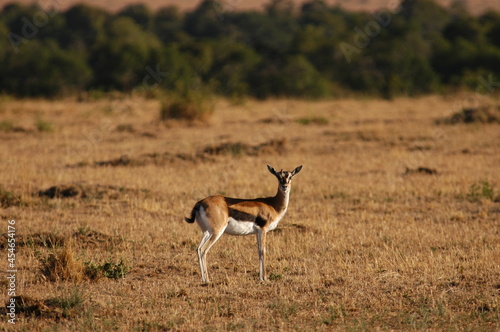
[46,289,84,318]
[0,185,23,207]
[295,116,329,125]
[466,181,495,202]
[268,272,283,281]
[35,117,54,132]
[0,120,14,132]
[84,259,130,280]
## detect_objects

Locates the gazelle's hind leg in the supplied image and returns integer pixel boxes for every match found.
[197,231,211,283]
[195,204,227,283]
[197,229,225,283]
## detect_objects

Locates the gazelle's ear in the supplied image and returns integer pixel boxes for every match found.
[291,165,303,176]
[267,164,278,177]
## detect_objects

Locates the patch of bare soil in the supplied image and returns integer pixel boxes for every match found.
[85,152,213,167]
[274,223,316,234]
[437,106,500,124]
[202,138,287,156]
[0,229,120,249]
[0,296,66,320]
[69,138,287,167]
[324,130,383,142]
[38,183,149,200]
[258,117,292,124]
[5,232,66,249]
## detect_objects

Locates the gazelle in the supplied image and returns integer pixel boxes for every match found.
[185,164,302,282]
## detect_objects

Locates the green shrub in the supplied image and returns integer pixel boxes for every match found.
[160,91,214,121]
[85,259,130,280]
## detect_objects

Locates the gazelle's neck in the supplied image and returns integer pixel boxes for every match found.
[274,186,290,212]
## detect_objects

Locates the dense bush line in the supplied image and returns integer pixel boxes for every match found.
[0,0,499,98]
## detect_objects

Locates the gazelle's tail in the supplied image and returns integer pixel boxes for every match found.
[184,202,200,223]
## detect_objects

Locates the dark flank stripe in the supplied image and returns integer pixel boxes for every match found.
[228,208,256,222]
[255,216,267,228]
[228,208,268,227]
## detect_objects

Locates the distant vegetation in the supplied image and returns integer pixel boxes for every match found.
[1,0,500,98]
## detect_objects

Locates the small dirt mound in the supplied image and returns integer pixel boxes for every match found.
[71,139,287,168]
[1,296,52,319]
[38,183,148,200]
[38,184,83,198]
[1,294,83,320]
[73,229,118,248]
[202,138,287,156]
[86,151,211,168]
[437,106,500,124]
[14,232,65,248]
[404,167,438,175]
[94,155,132,167]
[0,228,120,250]
[258,117,292,124]
[274,223,314,234]
[0,232,65,249]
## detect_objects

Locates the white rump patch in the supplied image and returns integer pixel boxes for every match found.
[196,206,212,232]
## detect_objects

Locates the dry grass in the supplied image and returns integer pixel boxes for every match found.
[0,94,499,330]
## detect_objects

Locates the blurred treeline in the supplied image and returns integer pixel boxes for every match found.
[0,0,499,99]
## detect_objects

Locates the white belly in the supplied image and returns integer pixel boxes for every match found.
[267,219,280,232]
[224,218,258,235]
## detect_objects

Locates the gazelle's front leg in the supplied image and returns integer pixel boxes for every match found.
[256,229,267,281]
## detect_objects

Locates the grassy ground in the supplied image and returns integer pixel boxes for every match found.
[0,94,499,331]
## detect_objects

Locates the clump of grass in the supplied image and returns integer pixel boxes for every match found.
[0,185,23,207]
[46,288,84,318]
[466,181,495,202]
[160,91,214,122]
[39,242,85,282]
[35,117,53,132]
[0,120,14,132]
[295,116,329,125]
[39,241,130,281]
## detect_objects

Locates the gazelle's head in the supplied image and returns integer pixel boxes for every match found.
[267,164,303,192]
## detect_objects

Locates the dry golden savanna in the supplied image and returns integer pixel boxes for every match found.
[0,94,499,330]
